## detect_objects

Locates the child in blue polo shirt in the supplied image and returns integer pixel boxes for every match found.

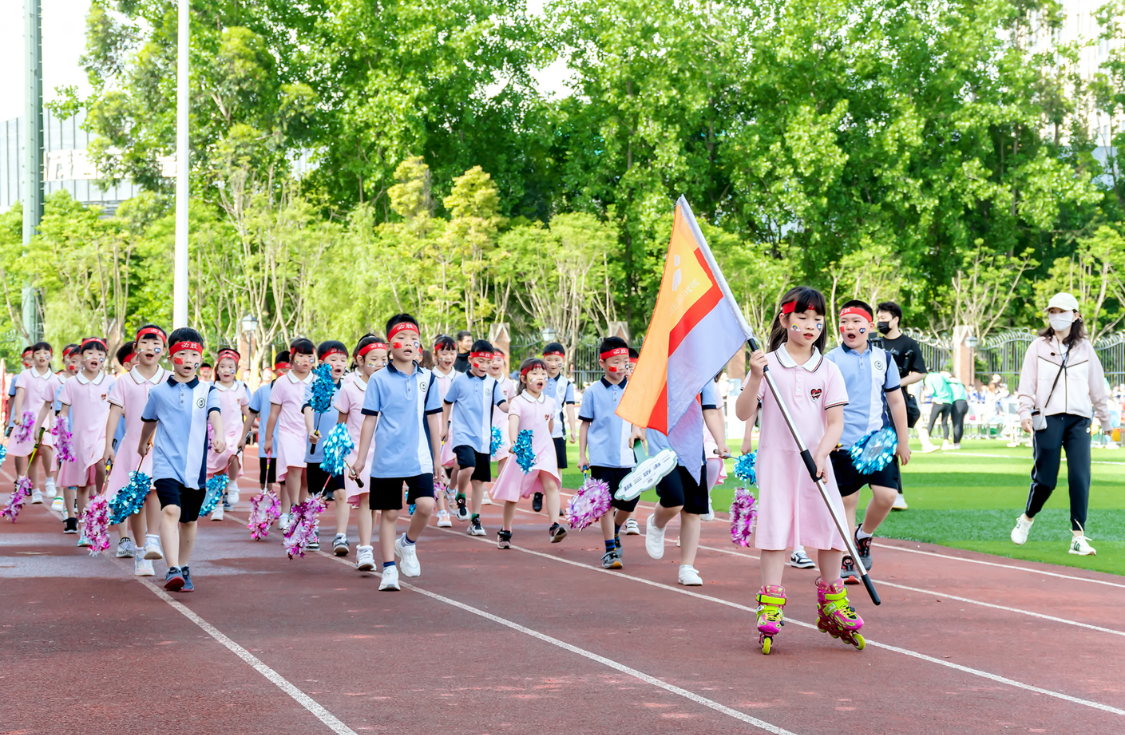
[137,328,225,593]
[824,299,912,582]
[578,337,645,569]
[304,340,348,552]
[441,339,509,537]
[351,314,444,592]
[540,343,576,517]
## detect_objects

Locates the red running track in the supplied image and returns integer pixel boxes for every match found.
[2,458,1124,734]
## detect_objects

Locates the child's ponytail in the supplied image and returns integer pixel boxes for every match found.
[768,286,829,353]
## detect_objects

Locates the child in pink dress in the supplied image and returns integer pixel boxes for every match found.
[333,335,387,570]
[104,325,170,572]
[736,286,862,655]
[487,350,515,469]
[205,348,250,521]
[432,336,462,522]
[264,338,315,530]
[489,358,566,547]
[9,342,63,511]
[56,338,116,547]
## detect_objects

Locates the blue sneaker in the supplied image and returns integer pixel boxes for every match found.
[180,566,194,592]
[164,567,185,592]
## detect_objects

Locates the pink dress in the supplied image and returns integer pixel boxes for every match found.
[270,371,315,480]
[334,375,376,507]
[206,381,249,477]
[10,368,64,456]
[704,425,727,491]
[490,375,515,461]
[489,392,559,502]
[752,346,849,552]
[106,366,170,500]
[433,366,459,468]
[57,372,116,489]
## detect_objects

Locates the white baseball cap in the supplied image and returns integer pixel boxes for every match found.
[1047,292,1080,312]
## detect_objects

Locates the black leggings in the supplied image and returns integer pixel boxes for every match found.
[1026,414,1091,532]
[927,402,951,440]
[950,400,969,444]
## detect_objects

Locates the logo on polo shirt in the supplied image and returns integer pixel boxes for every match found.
[419,380,428,392]
[810,388,822,401]
[874,359,884,371]
[196,397,206,409]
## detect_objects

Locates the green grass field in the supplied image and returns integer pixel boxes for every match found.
[554,438,1125,576]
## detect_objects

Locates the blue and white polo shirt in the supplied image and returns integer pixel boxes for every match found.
[825,344,900,450]
[546,374,576,438]
[444,371,507,454]
[141,376,222,489]
[361,363,443,478]
[578,377,634,468]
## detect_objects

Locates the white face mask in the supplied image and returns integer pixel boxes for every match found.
[1049,313,1075,332]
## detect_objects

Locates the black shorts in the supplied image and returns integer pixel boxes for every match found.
[655,464,708,515]
[553,437,568,469]
[591,466,636,513]
[368,474,435,511]
[453,445,492,482]
[830,450,900,498]
[154,478,206,523]
[306,462,344,496]
[258,456,276,484]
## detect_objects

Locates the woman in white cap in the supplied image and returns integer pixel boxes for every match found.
[1011,292,1113,555]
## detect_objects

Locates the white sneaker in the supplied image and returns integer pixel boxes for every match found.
[678,565,702,586]
[211,506,224,521]
[892,494,908,511]
[623,518,640,535]
[378,564,401,591]
[394,534,421,577]
[51,497,64,512]
[77,531,91,548]
[436,510,452,528]
[1069,535,1096,556]
[645,514,665,559]
[143,535,164,560]
[332,533,349,556]
[279,513,290,532]
[951,443,961,450]
[44,478,56,498]
[227,487,240,504]
[355,546,376,571]
[1011,516,1033,545]
[789,550,816,569]
[31,490,43,504]
[921,442,939,453]
[700,496,715,522]
[940,440,952,450]
[134,557,155,576]
[116,537,137,558]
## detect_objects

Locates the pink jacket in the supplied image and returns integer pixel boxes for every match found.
[1016,336,1112,429]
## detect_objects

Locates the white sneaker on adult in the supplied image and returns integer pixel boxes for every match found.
[116,537,137,558]
[355,545,376,571]
[678,565,702,586]
[31,490,43,504]
[395,534,421,577]
[44,478,56,499]
[1069,535,1096,556]
[940,440,952,450]
[378,565,401,591]
[951,443,961,450]
[227,487,240,504]
[699,496,715,522]
[436,510,452,528]
[134,557,155,576]
[892,494,908,511]
[1010,516,1033,545]
[211,506,224,521]
[645,514,665,560]
[922,443,939,453]
[623,518,640,535]
[143,535,164,560]
[51,496,64,512]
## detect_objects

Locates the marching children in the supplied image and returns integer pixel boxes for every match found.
[490,358,567,547]
[206,348,250,522]
[245,351,289,505]
[441,340,509,537]
[104,325,170,575]
[434,335,467,522]
[333,335,387,568]
[137,328,225,592]
[303,340,348,551]
[735,286,864,654]
[578,337,644,569]
[264,339,316,531]
[540,343,576,516]
[350,314,443,591]
[487,348,515,474]
[54,338,115,547]
[9,343,63,517]
[825,300,911,583]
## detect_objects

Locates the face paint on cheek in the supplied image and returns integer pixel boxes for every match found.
[154,347,162,355]
[392,342,403,349]
[816,323,823,331]
[174,357,184,366]
[859,327,866,334]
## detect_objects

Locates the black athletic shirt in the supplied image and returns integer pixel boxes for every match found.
[880,333,927,379]
[453,352,471,373]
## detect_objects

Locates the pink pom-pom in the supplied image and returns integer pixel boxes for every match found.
[729,488,757,547]
[248,489,281,540]
[1,477,33,521]
[567,477,611,531]
[52,422,76,463]
[80,494,112,556]
[14,412,34,444]
[284,495,326,559]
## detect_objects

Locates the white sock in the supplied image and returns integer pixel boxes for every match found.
[856,528,873,540]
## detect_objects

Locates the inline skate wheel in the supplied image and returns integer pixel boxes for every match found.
[853,634,865,651]
[762,637,772,655]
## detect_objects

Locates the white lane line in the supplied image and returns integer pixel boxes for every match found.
[107,558,357,735]
[953,452,1125,466]
[434,526,1125,717]
[313,549,797,734]
[689,542,1125,637]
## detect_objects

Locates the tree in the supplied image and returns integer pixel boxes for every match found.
[444,167,506,331]
[950,241,1037,342]
[1034,225,1125,338]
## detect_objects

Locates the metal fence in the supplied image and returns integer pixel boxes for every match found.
[510,333,645,389]
[973,330,1035,388]
[903,328,952,375]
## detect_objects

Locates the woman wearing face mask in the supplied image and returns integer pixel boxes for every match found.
[1011,293,1113,556]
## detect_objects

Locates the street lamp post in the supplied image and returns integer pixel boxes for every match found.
[173,0,190,329]
[241,313,259,389]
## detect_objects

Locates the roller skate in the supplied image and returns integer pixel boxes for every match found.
[816,577,865,650]
[755,585,786,655]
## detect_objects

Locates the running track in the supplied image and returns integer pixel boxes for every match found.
[2,459,1123,734]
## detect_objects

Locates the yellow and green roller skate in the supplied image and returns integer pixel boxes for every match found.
[816,577,865,650]
[755,585,786,655]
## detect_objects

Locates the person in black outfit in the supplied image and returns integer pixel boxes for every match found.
[453,330,473,373]
[875,301,928,510]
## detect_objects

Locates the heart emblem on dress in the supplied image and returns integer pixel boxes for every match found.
[810,388,822,401]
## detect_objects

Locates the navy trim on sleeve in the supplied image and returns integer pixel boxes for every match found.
[701,403,718,410]
[208,406,222,416]
[361,408,380,417]
[141,417,158,423]
[425,408,443,415]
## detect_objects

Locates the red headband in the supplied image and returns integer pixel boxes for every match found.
[217,349,240,363]
[273,361,290,371]
[780,301,798,314]
[839,306,872,322]
[543,349,564,357]
[82,338,108,351]
[521,362,544,377]
[356,342,387,361]
[62,347,75,358]
[600,347,628,359]
[170,341,204,355]
[470,351,493,360]
[136,327,167,343]
[123,352,136,365]
[320,347,348,361]
[387,322,417,341]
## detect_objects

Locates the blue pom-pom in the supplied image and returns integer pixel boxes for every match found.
[734,452,757,486]
[201,474,229,516]
[109,471,151,525]
[309,363,337,413]
[513,429,537,473]
[490,426,503,457]
[0,444,7,465]
[321,423,354,476]
[849,426,897,474]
